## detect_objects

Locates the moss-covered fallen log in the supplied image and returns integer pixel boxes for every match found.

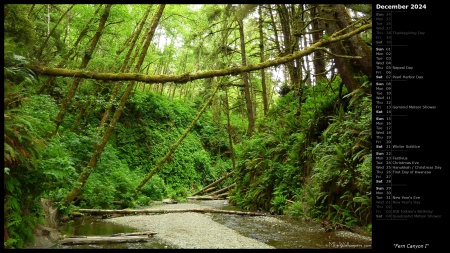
[29,23,371,85]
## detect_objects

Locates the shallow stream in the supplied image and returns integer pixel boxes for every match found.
[55,200,372,249]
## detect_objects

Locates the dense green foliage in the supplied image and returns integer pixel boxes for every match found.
[4,4,372,248]
[230,78,372,228]
[113,91,230,199]
[4,68,232,247]
[4,41,46,249]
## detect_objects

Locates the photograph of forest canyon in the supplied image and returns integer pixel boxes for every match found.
[4,4,373,249]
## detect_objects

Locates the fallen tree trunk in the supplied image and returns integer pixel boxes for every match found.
[110,231,157,237]
[60,231,156,245]
[187,194,227,200]
[209,183,235,196]
[76,208,267,216]
[191,172,233,196]
[215,192,229,198]
[203,187,216,193]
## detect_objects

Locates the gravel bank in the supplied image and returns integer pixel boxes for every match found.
[105,202,275,249]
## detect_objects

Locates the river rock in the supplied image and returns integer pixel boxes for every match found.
[162,198,178,204]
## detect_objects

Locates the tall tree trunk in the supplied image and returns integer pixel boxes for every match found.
[268,5,282,56]
[28,4,35,17]
[115,5,153,57]
[224,88,236,170]
[310,4,327,82]
[278,4,306,115]
[268,71,275,106]
[237,19,255,136]
[183,82,191,102]
[97,5,152,132]
[64,4,166,205]
[277,4,302,105]
[292,5,305,114]
[35,4,75,60]
[52,4,112,136]
[317,4,372,93]
[170,83,176,100]
[47,4,51,36]
[37,4,103,95]
[258,5,269,116]
[63,12,70,45]
[127,17,155,73]
[302,33,312,86]
[250,73,257,124]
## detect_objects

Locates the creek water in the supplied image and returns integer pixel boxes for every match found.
[55,200,372,249]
